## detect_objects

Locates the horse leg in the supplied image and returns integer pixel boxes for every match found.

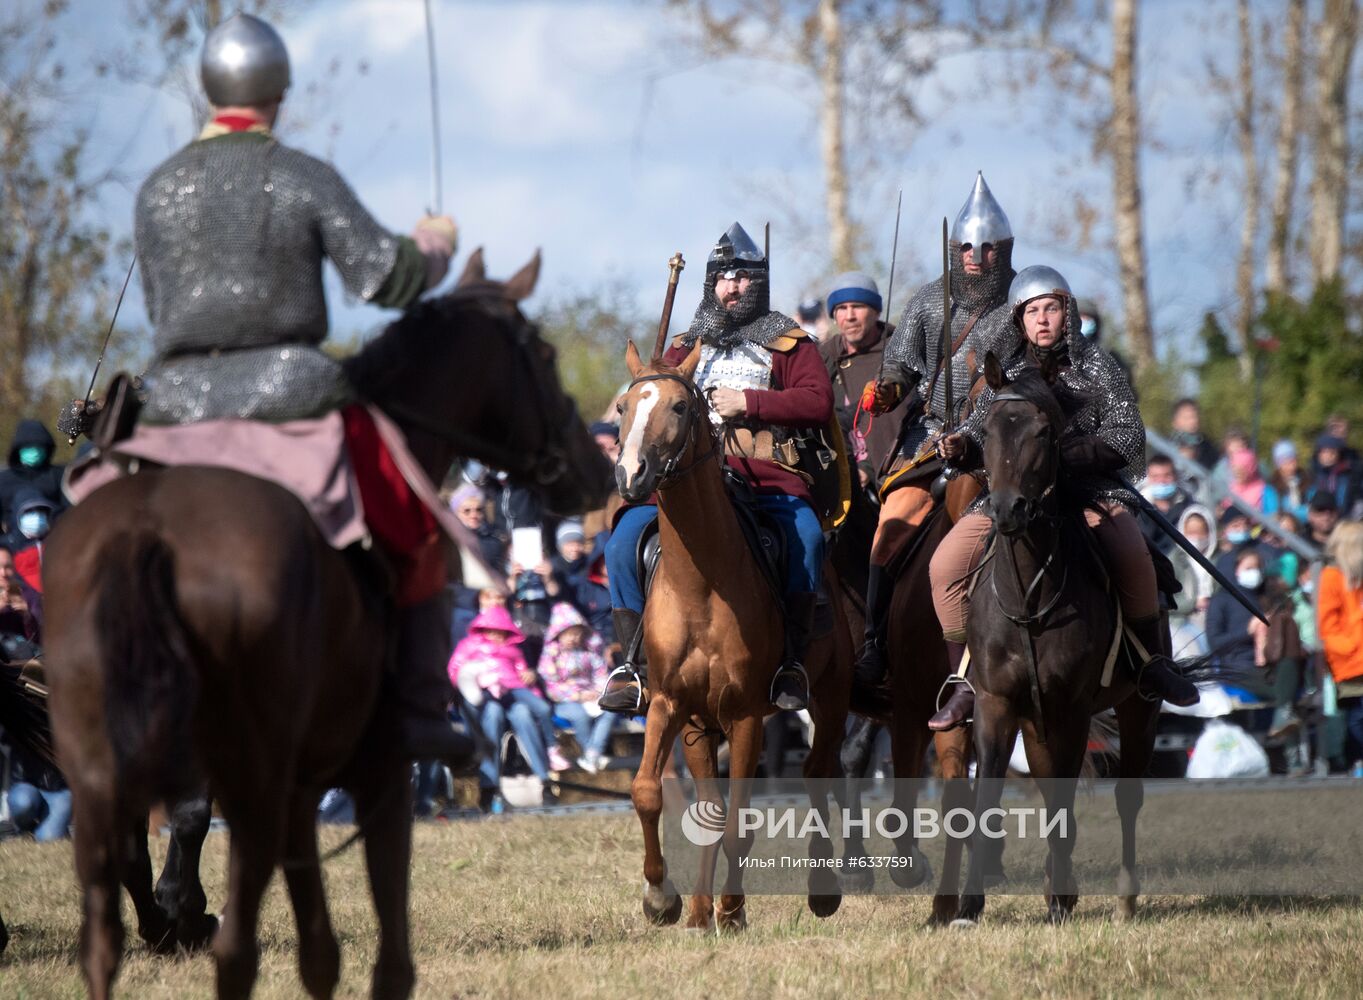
[1020,719,1087,924]
[282,792,341,1000]
[634,695,686,926]
[354,756,417,1000]
[887,712,932,890]
[958,691,1018,925]
[835,718,878,890]
[119,813,177,955]
[70,781,129,1000]
[1113,696,1160,921]
[156,792,218,951]
[931,728,972,925]
[213,794,288,1000]
[678,720,721,932]
[716,715,763,932]
[805,665,849,917]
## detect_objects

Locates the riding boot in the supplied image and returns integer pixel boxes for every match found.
[1127,612,1199,707]
[600,608,647,715]
[395,596,477,767]
[928,639,975,732]
[853,563,894,689]
[771,592,817,712]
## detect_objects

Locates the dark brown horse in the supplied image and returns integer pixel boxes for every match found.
[43,252,610,1000]
[956,357,1161,925]
[835,474,977,924]
[613,340,852,932]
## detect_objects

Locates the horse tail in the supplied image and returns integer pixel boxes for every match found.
[95,530,198,800]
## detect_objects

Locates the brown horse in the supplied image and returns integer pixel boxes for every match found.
[613,340,852,932]
[836,474,977,924]
[43,253,610,1000]
[956,357,1162,925]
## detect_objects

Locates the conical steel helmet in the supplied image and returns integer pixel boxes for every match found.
[707,222,767,276]
[950,172,1012,250]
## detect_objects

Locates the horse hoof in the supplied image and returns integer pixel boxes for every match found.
[643,882,682,926]
[1115,896,1137,922]
[948,918,977,931]
[889,850,931,890]
[929,895,959,926]
[1046,901,1076,925]
[179,912,219,952]
[838,867,875,894]
[715,902,747,933]
[808,893,841,918]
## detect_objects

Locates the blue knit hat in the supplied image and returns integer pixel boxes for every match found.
[826,271,882,316]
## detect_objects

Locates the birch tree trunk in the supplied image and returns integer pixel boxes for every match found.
[817,0,854,272]
[1109,0,1155,371]
[1265,0,1305,296]
[1309,0,1359,284]
[1234,0,1260,344]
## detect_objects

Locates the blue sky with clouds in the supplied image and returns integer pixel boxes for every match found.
[64,0,1275,359]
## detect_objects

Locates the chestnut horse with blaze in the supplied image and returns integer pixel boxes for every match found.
[614,340,852,932]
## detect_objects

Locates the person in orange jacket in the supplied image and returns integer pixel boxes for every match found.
[1318,521,1363,757]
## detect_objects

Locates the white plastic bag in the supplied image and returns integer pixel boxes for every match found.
[1185,719,1269,779]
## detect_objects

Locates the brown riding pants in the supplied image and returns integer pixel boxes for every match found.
[870,484,935,566]
[929,502,1158,641]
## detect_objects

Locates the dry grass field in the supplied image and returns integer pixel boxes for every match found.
[2,807,1362,999]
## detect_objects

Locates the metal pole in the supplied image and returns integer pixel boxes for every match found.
[423,0,443,215]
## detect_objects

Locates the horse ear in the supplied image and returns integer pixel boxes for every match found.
[984,351,1008,392]
[678,339,702,381]
[625,339,644,378]
[504,250,542,302]
[456,247,486,287]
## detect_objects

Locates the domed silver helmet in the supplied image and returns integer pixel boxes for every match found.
[201,13,291,107]
[1008,265,1072,313]
[706,222,767,278]
[950,171,1012,254]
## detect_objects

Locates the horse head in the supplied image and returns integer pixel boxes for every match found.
[980,352,1064,537]
[614,339,707,503]
[347,250,611,517]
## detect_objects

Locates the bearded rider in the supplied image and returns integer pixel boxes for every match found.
[925,265,1201,730]
[600,223,834,714]
[64,14,469,764]
[855,173,1018,694]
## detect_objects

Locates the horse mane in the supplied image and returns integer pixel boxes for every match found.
[343,286,515,402]
[996,365,1069,432]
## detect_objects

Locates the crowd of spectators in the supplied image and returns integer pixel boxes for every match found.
[1137,399,1363,774]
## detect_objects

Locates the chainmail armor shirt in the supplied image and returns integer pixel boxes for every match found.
[958,305,1146,515]
[135,132,403,424]
[880,241,1016,458]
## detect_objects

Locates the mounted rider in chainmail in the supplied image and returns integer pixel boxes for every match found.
[600,222,836,715]
[61,13,470,765]
[853,173,1019,700]
[925,265,1201,731]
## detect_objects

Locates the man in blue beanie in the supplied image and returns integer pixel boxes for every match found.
[818,272,901,489]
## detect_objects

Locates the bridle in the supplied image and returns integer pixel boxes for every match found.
[622,372,720,488]
[378,296,572,487]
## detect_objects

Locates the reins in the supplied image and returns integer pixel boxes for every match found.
[624,371,721,488]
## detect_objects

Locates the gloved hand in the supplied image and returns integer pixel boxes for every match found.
[1060,435,1126,473]
[862,379,900,416]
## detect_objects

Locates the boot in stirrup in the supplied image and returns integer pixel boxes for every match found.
[853,563,893,690]
[927,640,975,732]
[1127,613,1199,707]
[600,608,647,714]
[772,592,817,711]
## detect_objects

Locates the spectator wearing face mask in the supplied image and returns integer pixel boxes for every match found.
[1206,548,1267,679]
[1215,505,1274,579]
[1168,504,1216,656]
[6,489,54,641]
[0,420,65,536]
[1139,453,1192,555]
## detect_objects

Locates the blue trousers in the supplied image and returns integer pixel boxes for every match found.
[477,689,555,785]
[8,783,72,841]
[605,495,824,613]
[554,701,617,757]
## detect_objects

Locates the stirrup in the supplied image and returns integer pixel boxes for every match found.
[934,674,976,715]
[770,661,810,711]
[600,663,644,712]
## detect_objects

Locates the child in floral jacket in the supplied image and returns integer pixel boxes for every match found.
[538,602,616,771]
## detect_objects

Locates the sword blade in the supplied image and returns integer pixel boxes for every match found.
[423,0,443,215]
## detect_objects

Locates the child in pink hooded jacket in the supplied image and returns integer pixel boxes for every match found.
[539,602,616,771]
[448,606,568,779]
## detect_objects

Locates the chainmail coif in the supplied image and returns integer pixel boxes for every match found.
[681,272,797,349]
